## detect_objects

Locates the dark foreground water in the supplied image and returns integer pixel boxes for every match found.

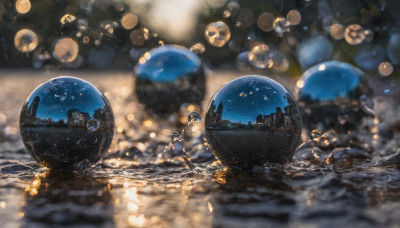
[1,71,400,228]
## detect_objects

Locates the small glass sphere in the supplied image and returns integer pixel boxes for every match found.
[134,45,205,114]
[205,75,302,170]
[295,61,371,131]
[204,21,231,48]
[14,29,38,53]
[19,76,114,170]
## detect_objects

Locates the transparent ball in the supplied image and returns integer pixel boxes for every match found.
[19,76,114,170]
[134,45,205,114]
[205,75,302,171]
[295,61,371,131]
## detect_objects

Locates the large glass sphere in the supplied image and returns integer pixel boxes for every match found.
[134,45,206,114]
[205,75,302,171]
[295,61,371,131]
[19,76,114,170]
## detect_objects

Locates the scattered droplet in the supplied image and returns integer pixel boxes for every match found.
[273,17,290,35]
[330,23,345,40]
[87,119,101,132]
[14,29,38,53]
[286,10,301,25]
[16,0,31,14]
[257,13,275,32]
[190,43,206,54]
[188,112,202,126]
[204,21,231,48]
[60,14,76,25]
[344,24,365,45]
[53,38,79,63]
[121,13,138,30]
[378,61,393,77]
[171,132,183,142]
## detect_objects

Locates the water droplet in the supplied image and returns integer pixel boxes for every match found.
[14,29,38,53]
[330,23,345,40]
[273,17,290,35]
[53,38,79,63]
[121,13,138,30]
[204,21,231,48]
[286,10,301,25]
[257,13,275,32]
[87,119,100,132]
[171,132,182,142]
[190,43,206,54]
[378,61,393,77]
[188,112,202,126]
[248,44,273,69]
[60,14,76,25]
[344,24,365,45]
[16,0,31,14]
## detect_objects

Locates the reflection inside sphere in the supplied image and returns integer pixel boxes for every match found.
[205,76,302,170]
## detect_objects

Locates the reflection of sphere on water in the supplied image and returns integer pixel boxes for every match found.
[134,45,205,114]
[295,61,371,131]
[205,75,302,171]
[19,76,114,170]
[53,38,79,63]
[204,21,231,48]
[14,29,38,53]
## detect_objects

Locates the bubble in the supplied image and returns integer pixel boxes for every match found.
[204,21,231,48]
[344,24,365,45]
[378,62,393,77]
[273,17,290,35]
[188,112,202,126]
[227,1,240,12]
[286,10,301,25]
[171,132,183,142]
[77,19,89,31]
[330,23,345,40]
[53,38,79,63]
[121,13,138,30]
[235,9,255,28]
[223,10,231,18]
[248,44,272,69]
[16,0,31,14]
[87,119,100,132]
[387,32,400,65]
[130,29,146,46]
[297,35,332,69]
[364,29,374,42]
[14,29,38,53]
[60,14,76,25]
[354,44,385,71]
[82,36,90,44]
[257,13,275,32]
[190,43,206,54]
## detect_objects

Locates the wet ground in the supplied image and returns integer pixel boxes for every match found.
[1,70,400,228]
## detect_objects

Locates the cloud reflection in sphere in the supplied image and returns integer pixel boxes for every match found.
[134,45,205,114]
[296,61,371,131]
[205,76,302,171]
[19,76,114,170]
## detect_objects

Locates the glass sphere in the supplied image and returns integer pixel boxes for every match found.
[134,45,205,114]
[205,75,302,170]
[295,61,371,131]
[19,76,114,170]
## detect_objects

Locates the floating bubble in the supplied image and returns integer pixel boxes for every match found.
[227,1,240,13]
[121,13,138,30]
[257,13,275,32]
[248,44,272,69]
[273,17,290,35]
[330,23,345,40]
[171,132,182,142]
[77,18,89,31]
[87,119,100,132]
[354,44,385,71]
[386,32,400,65]
[188,112,202,126]
[60,14,76,25]
[130,29,146,46]
[344,24,365,45]
[286,10,301,25]
[205,75,302,170]
[204,21,231,48]
[14,29,38,53]
[190,43,206,54]
[82,36,90,44]
[53,38,79,63]
[364,29,374,42]
[16,0,31,14]
[297,35,332,69]
[378,62,393,77]
[223,10,231,18]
